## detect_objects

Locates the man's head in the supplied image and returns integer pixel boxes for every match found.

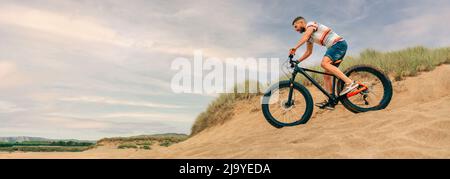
[292,16,306,33]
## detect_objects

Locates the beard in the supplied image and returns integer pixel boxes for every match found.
[299,27,306,33]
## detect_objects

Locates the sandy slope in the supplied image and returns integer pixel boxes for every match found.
[1,65,449,159]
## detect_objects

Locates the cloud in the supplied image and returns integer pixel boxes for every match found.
[41,113,188,138]
[0,101,25,113]
[0,61,28,88]
[0,4,191,57]
[0,61,15,78]
[0,5,130,46]
[46,112,193,123]
[311,0,373,25]
[101,112,179,119]
[44,116,110,130]
[382,5,450,49]
[59,96,185,109]
[0,2,285,63]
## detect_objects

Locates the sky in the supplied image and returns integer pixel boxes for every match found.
[0,0,449,140]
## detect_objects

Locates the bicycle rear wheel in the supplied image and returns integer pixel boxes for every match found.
[261,81,314,128]
[338,65,393,113]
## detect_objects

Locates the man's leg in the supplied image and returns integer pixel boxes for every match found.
[321,56,353,84]
[323,69,332,93]
[315,67,335,110]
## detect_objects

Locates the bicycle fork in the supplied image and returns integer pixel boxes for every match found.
[286,70,298,107]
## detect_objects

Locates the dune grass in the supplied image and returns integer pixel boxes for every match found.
[98,133,188,150]
[190,46,450,136]
[98,133,188,144]
[190,81,262,136]
[117,143,138,149]
[339,46,450,81]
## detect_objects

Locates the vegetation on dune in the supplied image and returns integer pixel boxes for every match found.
[159,140,175,147]
[99,133,188,144]
[136,141,154,146]
[0,141,95,152]
[339,46,450,81]
[142,145,152,150]
[190,80,263,136]
[190,46,450,136]
[97,133,188,150]
[118,143,138,149]
[116,142,153,150]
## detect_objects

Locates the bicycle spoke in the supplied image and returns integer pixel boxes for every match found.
[347,70,387,109]
[291,107,301,116]
[271,107,283,117]
[289,109,298,121]
[282,111,287,123]
[285,110,291,123]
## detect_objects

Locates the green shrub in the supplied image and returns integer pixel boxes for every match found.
[117,143,138,149]
[159,140,173,147]
[141,145,151,150]
[98,134,188,145]
[136,141,154,146]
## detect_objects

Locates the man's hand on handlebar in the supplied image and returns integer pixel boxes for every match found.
[289,48,297,56]
[288,48,302,68]
[288,55,299,68]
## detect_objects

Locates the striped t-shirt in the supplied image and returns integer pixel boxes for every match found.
[306,21,343,48]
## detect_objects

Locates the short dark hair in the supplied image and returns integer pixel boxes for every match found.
[292,16,305,25]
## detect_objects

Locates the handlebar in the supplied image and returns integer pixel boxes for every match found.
[288,54,299,68]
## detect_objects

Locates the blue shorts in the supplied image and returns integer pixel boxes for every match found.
[325,40,348,62]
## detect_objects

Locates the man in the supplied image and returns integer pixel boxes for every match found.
[290,16,359,110]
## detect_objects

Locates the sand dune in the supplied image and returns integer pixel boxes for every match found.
[1,65,449,159]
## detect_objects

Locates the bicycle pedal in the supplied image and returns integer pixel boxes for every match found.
[319,106,335,110]
[317,104,335,110]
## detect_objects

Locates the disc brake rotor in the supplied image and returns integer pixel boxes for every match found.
[280,99,294,111]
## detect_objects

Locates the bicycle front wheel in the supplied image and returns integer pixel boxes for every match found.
[261,81,314,128]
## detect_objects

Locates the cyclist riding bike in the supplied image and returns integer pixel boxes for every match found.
[290,16,359,110]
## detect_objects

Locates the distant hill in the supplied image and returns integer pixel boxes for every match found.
[99,133,188,140]
[0,136,95,143]
[0,134,188,144]
[0,136,51,143]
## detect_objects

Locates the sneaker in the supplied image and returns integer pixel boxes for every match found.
[339,81,359,96]
[315,100,335,110]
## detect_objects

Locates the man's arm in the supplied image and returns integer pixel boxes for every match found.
[298,41,313,62]
[293,27,314,50]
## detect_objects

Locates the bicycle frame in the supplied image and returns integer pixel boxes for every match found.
[285,55,342,107]
[286,66,340,106]
[285,56,368,107]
